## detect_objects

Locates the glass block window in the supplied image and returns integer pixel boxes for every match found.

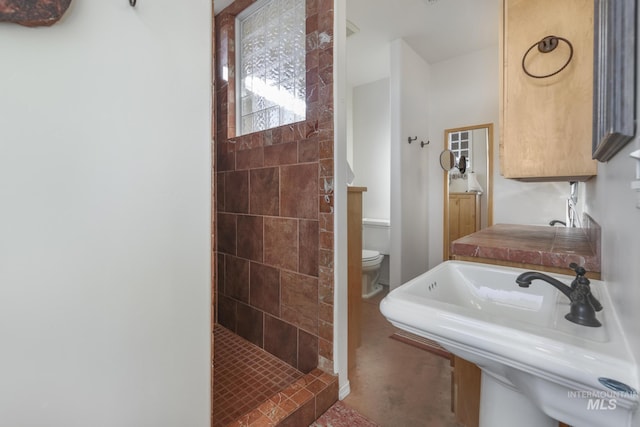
[237,0,306,135]
[449,130,472,170]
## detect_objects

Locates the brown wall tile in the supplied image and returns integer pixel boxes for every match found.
[237,215,264,262]
[318,281,332,305]
[281,271,318,334]
[318,320,332,342]
[237,302,264,348]
[236,147,264,170]
[319,231,332,251]
[216,173,225,212]
[249,167,279,216]
[250,262,280,317]
[264,142,298,166]
[264,218,298,271]
[281,163,319,219]
[318,337,332,361]
[298,139,319,163]
[225,256,250,303]
[281,124,295,144]
[264,315,298,368]
[318,139,333,160]
[217,213,237,255]
[225,170,249,213]
[299,220,319,277]
[318,158,333,178]
[217,254,226,295]
[319,194,332,213]
[318,249,333,269]
[217,151,235,172]
[318,301,332,324]
[298,330,318,373]
[319,212,333,232]
[218,294,237,332]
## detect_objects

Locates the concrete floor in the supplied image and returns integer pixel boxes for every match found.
[343,290,463,427]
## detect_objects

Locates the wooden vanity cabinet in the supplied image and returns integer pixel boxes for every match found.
[452,356,481,427]
[449,193,480,242]
[448,193,480,247]
[500,0,597,180]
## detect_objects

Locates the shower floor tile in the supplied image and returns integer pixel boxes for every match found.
[213,325,304,427]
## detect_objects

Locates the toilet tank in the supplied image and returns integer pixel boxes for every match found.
[362,218,391,255]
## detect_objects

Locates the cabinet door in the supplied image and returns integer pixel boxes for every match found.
[500,0,597,180]
[449,194,479,244]
[449,196,462,244]
[457,195,477,238]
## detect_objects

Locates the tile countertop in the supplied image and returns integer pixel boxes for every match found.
[450,224,601,273]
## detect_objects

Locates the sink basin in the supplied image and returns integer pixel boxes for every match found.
[380,261,639,427]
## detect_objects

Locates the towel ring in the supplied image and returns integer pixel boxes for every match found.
[522,35,573,79]
[130,0,136,6]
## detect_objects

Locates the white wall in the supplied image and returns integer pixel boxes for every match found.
[585,11,640,422]
[0,1,211,426]
[427,46,568,268]
[390,39,430,287]
[352,78,391,220]
[585,143,640,427]
[346,87,354,167]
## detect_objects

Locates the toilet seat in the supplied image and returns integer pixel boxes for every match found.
[362,249,380,261]
[362,249,384,268]
[361,249,384,298]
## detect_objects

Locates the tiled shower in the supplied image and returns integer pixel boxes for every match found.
[213,0,337,424]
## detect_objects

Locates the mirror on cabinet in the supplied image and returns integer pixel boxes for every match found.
[439,150,456,171]
[439,150,468,174]
[443,124,494,260]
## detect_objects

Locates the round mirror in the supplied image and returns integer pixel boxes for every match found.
[439,150,456,171]
[458,155,467,174]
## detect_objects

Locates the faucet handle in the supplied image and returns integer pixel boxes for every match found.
[588,293,603,312]
[573,273,603,312]
[569,262,587,277]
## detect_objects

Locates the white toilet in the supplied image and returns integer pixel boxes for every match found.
[361,218,390,298]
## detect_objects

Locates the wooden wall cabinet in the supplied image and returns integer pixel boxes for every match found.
[500,0,597,181]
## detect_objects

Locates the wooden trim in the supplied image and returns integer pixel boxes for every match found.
[347,186,367,193]
[487,124,494,227]
[443,131,450,260]
[347,187,366,375]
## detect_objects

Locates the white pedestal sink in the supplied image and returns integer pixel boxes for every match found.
[380,261,639,427]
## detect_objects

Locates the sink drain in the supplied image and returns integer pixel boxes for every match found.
[598,377,638,395]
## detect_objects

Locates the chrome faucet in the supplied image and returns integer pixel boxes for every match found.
[516,263,602,327]
[566,181,580,227]
[549,181,581,227]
